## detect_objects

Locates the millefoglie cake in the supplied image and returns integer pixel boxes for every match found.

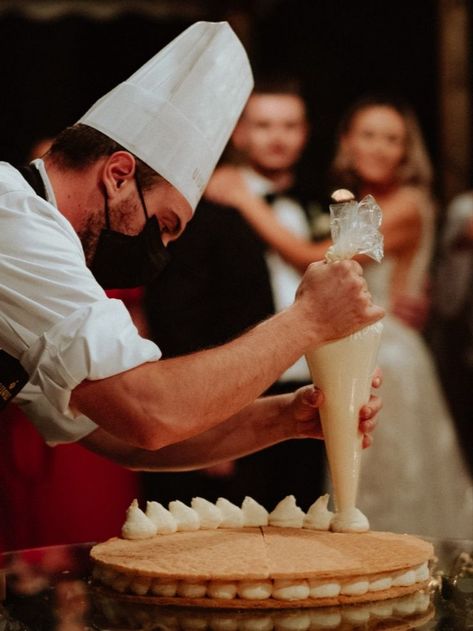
[90,495,434,609]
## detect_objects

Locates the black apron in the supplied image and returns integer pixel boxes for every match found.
[0,164,47,410]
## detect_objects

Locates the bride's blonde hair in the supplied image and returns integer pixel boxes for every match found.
[330,95,433,195]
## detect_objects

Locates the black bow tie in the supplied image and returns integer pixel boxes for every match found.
[263,192,280,205]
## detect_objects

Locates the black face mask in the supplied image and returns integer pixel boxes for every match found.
[90,177,170,289]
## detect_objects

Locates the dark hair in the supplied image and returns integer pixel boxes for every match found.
[252,75,305,99]
[330,94,433,193]
[46,124,161,190]
[243,75,309,126]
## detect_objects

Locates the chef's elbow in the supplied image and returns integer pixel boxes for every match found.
[120,412,188,452]
[113,422,166,452]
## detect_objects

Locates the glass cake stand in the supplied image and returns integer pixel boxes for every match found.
[0,536,472,630]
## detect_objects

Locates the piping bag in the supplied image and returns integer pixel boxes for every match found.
[305,190,384,532]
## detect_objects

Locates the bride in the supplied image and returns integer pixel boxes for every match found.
[205,95,473,538]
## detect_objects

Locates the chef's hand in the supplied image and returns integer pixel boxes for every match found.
[290,368,382,449]
[295,260,384,344]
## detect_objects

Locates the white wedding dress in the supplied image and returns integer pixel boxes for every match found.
[356,203,473,539]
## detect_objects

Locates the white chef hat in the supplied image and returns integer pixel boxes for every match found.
[78,21,253,211]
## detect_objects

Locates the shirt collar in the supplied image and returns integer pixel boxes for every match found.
[31,158,58,209]
[240,166,276,198]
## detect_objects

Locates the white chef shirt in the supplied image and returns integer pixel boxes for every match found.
[0,160,162,443]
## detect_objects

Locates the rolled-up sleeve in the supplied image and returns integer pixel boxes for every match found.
[21,298,161,417]
[17,383,99,445]
[0,167,162,432]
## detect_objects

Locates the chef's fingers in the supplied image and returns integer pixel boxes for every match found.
[300,385,324,408]
[362,432,373,449]
[371,367,383,388]
[359,411,379,450]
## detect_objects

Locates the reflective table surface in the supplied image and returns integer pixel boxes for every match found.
[0,537,472,630]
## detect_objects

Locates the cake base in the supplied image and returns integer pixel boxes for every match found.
[90,527,434,608]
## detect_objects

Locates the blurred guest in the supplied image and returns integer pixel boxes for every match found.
[429,190,473,476]
[212,94,473,538]
[143,78,329,511]
[329,95,473,538]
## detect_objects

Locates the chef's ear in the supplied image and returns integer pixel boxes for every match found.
[102,151,137,196]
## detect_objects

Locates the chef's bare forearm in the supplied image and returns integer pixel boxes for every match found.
[80,394,295,470]
[71,306,312,450]
[71,261,383,451]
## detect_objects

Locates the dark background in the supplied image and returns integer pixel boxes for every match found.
[0,0,469,204]
[252,0,441,201]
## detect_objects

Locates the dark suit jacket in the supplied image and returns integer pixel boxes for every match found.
[144,200,275,358]
[142,200,326,510]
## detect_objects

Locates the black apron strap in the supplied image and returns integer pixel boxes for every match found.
[17,163,48,200]
[1,163,47,410]
[0,351,29,409]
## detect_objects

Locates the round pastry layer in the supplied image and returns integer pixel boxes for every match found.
[92,590,435,628]
[91,527,433,608]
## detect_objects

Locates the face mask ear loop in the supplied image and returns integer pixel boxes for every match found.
[103,186,111,230]
[135,171,150,221]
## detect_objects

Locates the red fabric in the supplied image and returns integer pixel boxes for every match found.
[105,287,144,306]
[0,288,147,552]
[0,404,140,552]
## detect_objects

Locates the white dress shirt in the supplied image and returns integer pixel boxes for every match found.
[240,167,311,383]
[0,160,161,443]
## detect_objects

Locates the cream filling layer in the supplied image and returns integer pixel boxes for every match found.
[93,561,429,601]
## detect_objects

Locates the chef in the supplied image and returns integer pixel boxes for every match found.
[0,22,383,470]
